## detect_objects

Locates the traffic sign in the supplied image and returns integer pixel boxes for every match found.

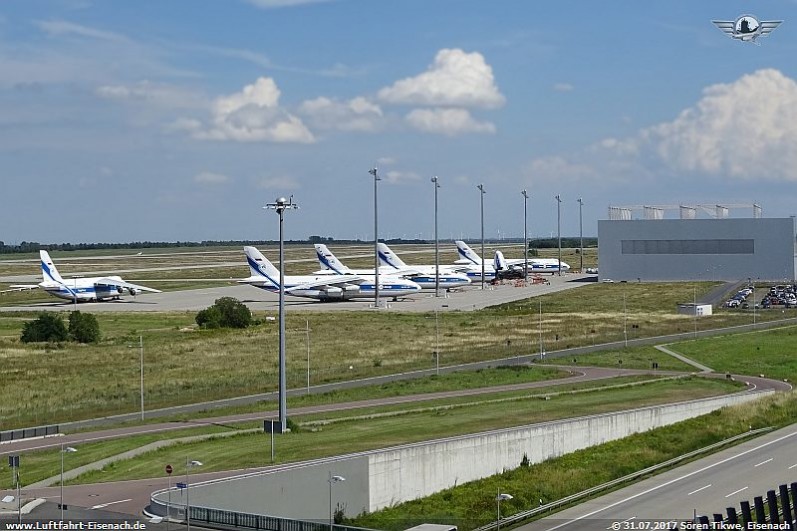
[176,482,187,489]
[165,464,173,475]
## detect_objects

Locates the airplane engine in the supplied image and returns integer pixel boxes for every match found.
[116,286,125,294]
[320,286,345,301]
[128,288,139,296]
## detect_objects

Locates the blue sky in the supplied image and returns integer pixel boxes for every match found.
[2,0,797,243]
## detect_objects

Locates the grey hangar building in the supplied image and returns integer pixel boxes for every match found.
[597,211,797,282]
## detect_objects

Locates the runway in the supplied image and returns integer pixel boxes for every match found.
[0,274,595,313]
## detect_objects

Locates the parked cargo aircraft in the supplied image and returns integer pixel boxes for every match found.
[242,246,421,301]
[455,240,570,274]
[314,244,471,290]
[1,250,161,302]
[374,242,491,284]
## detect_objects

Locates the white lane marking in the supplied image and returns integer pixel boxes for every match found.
[754,458,773,467]
[687,484,712,496]
[90,498,132,509]
[789,463,797,470]
[725,486,748,498]
[542,429,797,530]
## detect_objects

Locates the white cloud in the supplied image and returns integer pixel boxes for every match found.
[36,19,129,43]
[256,176,300,190]
[187,77,314,143]
[96,81,207,109]
[405,108,496,136]
[553,83,573,92]
[378,48,505,109]
[376,156,396,166]
[194,171,231,185]
[383,170,420,184]
[641,69,797,181]
[299,96,383,131]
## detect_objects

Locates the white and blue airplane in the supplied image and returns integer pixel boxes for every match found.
[315,244,471,290]
[241,246,421,301]
[2,250,161,302]
[455,240,570,275]
[374,242,488,284]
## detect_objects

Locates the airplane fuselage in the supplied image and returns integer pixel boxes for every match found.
[40,276,127,302]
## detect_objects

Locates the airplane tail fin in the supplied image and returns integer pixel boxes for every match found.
[455,240,483,265]
[40,250,64,283]
[494,250,507,271]
[244,246,281,285]
[314,244,351,274]
[377,243,407,269]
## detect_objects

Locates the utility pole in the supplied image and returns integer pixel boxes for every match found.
[369,168,381,308]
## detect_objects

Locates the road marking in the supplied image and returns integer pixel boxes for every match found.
[725,486,748,498]
[90,498,132,509]
[789,463,797,470]
[541,429,797,530]
[687,484,712,496]
[754,458,773,467]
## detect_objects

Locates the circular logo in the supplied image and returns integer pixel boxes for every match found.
[165,464,173,475]
[735,15,760,34]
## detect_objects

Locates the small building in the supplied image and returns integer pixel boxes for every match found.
[677,303,713,317]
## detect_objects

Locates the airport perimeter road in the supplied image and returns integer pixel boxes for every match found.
[0,274,594,313]
[520,424,797,530]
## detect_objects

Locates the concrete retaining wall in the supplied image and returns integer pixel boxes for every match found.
[151,391,771,520]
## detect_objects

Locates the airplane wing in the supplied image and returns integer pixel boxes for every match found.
[1,285,40,293]
[94,278,162,294]
[284,275,365,293]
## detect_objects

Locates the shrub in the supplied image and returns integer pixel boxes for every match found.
[21,313,69,343]
[68,311,101,343]
[196,297,252,329]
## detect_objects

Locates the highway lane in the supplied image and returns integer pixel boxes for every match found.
[521,424,797,530]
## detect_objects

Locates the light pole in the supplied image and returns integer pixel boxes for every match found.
[60,444,77,521]
[306,319,311,394]
[577,198,584,273]
[369,168,381,308]
[496,491,513,531]
[431,176,441,297]
[265,196,298,434]
[522,190,529,281]
[185,458,202,531]
[139,335,144,420]
[477,184,486,289]
[623,290,628,347]
[434,308,440,375]
[328,472,345,531]
[555,194,562,276]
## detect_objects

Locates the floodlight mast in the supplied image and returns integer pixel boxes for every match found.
[522,190,529,281]
[369,168,381,308]
[431,176,441,297]
[265,196,298,433]
[477,184,486,289]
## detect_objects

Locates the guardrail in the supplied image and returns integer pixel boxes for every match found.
[473,427,774,531]
[0,424,59,442]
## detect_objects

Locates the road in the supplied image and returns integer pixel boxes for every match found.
[520,424,797,529]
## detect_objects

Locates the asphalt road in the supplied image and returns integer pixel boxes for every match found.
[519,424,797,529]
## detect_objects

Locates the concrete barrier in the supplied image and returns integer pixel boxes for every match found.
[150,390,772,521]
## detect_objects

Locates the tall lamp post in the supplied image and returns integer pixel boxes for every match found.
[496,491,513,531]
[477,184,486,289]
[60,444,77,521]
[431,176,441,297]
[328,472,345,531]
[521,190,529,280]
[265,196,298,433]
[577,198,584,273]
[369,168,381,308]
[555,194,562,276]
[185,458,202,531]
[138,335,144,420]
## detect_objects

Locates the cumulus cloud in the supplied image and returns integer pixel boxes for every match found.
[185,77,314,143]
[383,170,421,184]
[641,69,797,181]
[405,108,496,136]
[553,83,574,92]
[298,96,383,131]
[256,175,300,190]
[378,48,505,109]
[194,171,230,185]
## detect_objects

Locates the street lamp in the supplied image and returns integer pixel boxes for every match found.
[60,444,77,521]
[328,472,345,531]
[185,458,203,531]
[126,336,145,421]
[555,194,562,276]
[369,168,382,308]
[477,184,486,289]
[577,198,584,273]
[265,196,298,434]
[431,176,441,297]
[521,190,529,281]
[496,491,513,531]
